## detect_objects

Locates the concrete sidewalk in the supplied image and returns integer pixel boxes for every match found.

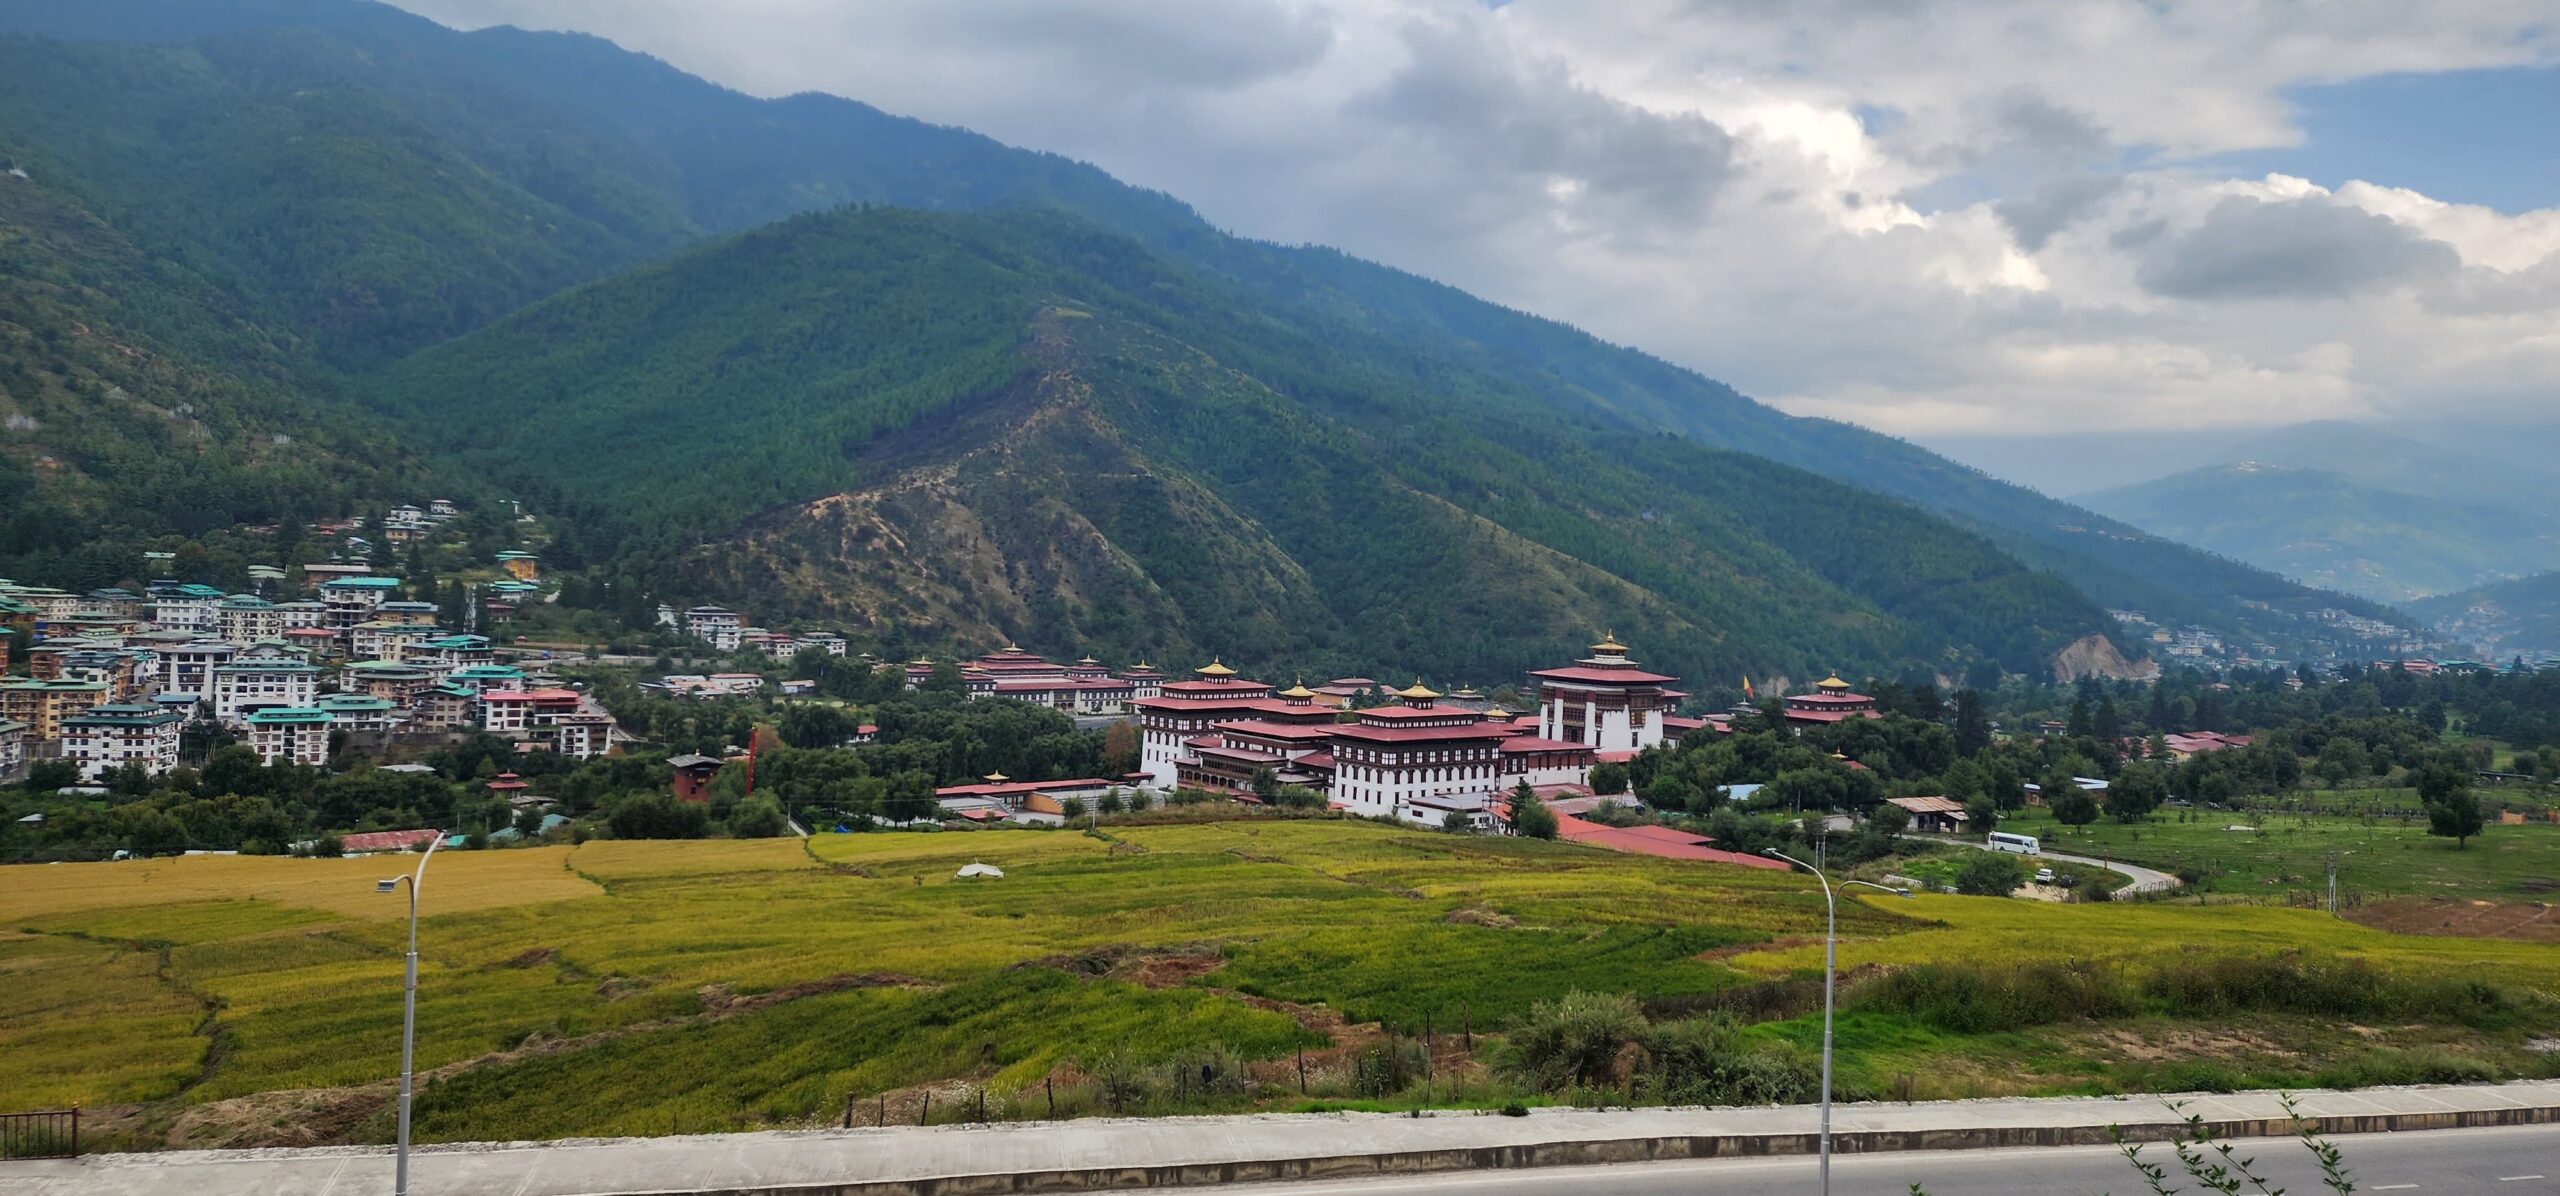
[4,1081,2554,1196]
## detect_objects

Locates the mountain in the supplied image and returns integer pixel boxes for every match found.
[0,137,423,587]
[2215,421,2560,522]
[2411,573,2560,659]
[370,204,2112,683]
[0,0,2417,667]
[2078,463,2560,604]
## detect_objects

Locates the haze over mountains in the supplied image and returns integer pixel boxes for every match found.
[0,0,2424,681]
[2073,422,2560,607]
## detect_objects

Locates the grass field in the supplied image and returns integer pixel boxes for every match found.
[1992,806,2560,902]
[2,817,2554,1146]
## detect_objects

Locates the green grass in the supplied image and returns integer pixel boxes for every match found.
[1993,807,2560,900]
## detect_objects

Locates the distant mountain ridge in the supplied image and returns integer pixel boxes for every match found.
[0,0,2418,669]
[2411,572,2560,658]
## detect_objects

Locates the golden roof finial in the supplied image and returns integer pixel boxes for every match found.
[1394,677,1443,702]
[1592,630,1629,653]
[1196,659,1238,678]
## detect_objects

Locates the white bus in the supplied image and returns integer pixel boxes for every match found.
[1987,831,2041,855]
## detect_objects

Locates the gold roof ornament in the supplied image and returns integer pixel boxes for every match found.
[1197,659,1238,677]
[1817,675,1852,692]
[1278,679,1317,700]
[1592,631,1629,653]
[983,771,1010,783]
[1395,678,1443,701]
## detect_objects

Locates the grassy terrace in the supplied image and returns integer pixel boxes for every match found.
[3,819,2555,1146]
[1992,806,2560,902]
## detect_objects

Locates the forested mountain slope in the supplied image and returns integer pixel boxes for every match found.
[372,206,2110,682]
[0,0,2406,659]
[0,150,421,585]
[2081,463,2560,604]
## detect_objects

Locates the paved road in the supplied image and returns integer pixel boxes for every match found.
[1098,1125,2559,1195]
[1906,833,2183,894]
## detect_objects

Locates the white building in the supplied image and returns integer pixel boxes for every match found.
[60,703,184,780]
[211,658,321,725]
[684,606,744,651]
[1326,684,1510,820]
[1527,637,1677,754]
[146,583,228,636]
[243,707,332,767]
[216,595,284,644]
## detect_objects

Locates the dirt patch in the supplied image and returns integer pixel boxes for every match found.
[2095,1026,2299,1063]
[1445,906,1516,928]
[695,972,933,1014]
[501,946,557,968]
[1018,943,1226,987]
[163,1083,391,1150]
[1698,935,1820,962]
[2346,897,2560,943]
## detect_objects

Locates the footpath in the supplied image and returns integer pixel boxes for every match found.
[4,1081,2555,1196]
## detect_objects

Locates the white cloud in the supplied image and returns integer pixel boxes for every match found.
[388,0,2560,436]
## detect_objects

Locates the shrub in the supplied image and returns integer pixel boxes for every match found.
[1502,991,1646,1089]
[1639,1014,1819,1106]
[1850,961,2141,1034]
[1952,851,2023,896]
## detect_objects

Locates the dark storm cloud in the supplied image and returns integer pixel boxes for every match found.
[2137,194,2461,299]
[1995,173,2123,250]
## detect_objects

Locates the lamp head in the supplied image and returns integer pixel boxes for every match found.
[1760,847,1780,858]
[375,879,398,893]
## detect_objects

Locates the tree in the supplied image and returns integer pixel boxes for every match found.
[1509,781,1558,840]
[1953,851,2024,897]
[1868,801,1911,834]
[727,797,789,838]
[1097,789,1125,815]
[1963,796,2000,835]
[1441,809,1472,833]
[1588,761,1631,796]
[1248,766,1280,802]
[2051,787,2100,828]
[2066,695,2095,739]
[1059,796,1088,820]
[23,759,80,792]
[1953,689,1992,757]
[2106,765,2166,824]
[2426,788,2483,848]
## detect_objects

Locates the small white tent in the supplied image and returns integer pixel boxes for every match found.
[954,863,1005,879]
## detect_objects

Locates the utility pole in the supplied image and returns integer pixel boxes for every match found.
[2326,850,2340,916]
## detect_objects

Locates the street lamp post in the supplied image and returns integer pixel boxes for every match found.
[1763,847,1908,1196]
[375,835,442,1196]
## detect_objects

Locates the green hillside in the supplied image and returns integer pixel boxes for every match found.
[2081,463,2560,604]
[372,205,2108,682]
[2412,573,2560,658]
[0,149,422,588]
[0,0,2410,659]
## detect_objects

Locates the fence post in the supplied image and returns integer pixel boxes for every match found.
[1463,1003,1472,1051]
[842,1093,855,1130]
[1297,1045,1307,1095]
[1046,1076,1055,1118]
[918,1090,930,1126]
[878,1093,886,1127]
[976,1087,986,1123]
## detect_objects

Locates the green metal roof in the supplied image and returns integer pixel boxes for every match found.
[243,707,332,726]
[65,703,181,728]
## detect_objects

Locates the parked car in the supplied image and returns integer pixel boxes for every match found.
[2033,867,2056,884]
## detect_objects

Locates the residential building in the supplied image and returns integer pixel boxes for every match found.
[373,601,439,627]
[345,659,438,705]
[413,684,479,730]
[440,664,527,694]
[217,594,285,643]
[243,707,333,767]
[60,703,184,780]
[349,620,434,662]
[146,583,228,635]
[210,658,322,725]
[481,688,582,734]
[316,693,402,734]
[0,678,109,740]
[404,634,496,675]
[0,717,27,783]
[496,551,539,581]
[273,600,330,631]
[683,606,743,650]
[159,641,238,701]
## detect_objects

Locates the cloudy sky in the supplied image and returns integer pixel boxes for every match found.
[391,0,2559,456]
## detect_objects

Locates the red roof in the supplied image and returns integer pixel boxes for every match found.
[1782,709,1880,724]
[337,829,442,853]
[1210,720,1337,741]
[1500,735,1595,755]
[1787,693,1876,707]
[992,678,1132,692]
[1552,815,1788,870]
[1330,723,1511,744]
[1529,666,1680,685]
[933,777,1118,799]
[1293,751,1336,770]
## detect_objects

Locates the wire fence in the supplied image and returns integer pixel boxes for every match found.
[0,1108,79,1160]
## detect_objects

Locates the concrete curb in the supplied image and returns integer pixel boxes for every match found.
[700,1102,2560,1195]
